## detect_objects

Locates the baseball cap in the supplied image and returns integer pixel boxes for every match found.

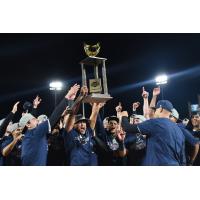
[103,117,109,123]
[74,114,90,125]
[171,108,179,119]
[19,113,35,128]
[132,114,146,122]
[37,114,48,122]
[156,100,173,112]
[7,123,19,133]
[107,116,119,123]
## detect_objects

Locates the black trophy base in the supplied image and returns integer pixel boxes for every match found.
[83,93,113,103]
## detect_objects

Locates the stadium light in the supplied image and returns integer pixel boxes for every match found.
[49,81,63,107]
[155,74,168,85]
[155,74,168,100]
[49,81,63,91]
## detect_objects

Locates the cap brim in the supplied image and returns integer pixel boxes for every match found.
[108,117,119,123]
[75,119,90,124]
[156,106,172,112]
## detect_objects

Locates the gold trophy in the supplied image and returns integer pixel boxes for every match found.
[80,43,113,103]
[84,42,100,57]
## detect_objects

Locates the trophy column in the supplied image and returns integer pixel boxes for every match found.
[81,63,87,87]
[80,56,112,103]
[102,60,108,95]
[94,65,99,79]
[81,63,87,117]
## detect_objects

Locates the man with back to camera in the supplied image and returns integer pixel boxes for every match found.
[120,100,186,166]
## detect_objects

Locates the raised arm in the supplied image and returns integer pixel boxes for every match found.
[115,102,123,128]
[132,102,140,115]
[0,102,20,138]
[70,85,87,115]
[142,87,149,119]
[90,102,105,130]
[150,87,160,108]
[94,114,107,140]
[149,87,160,116]
[120,111,139,133]
[93,134,110,152]
[49,84,80,129]
[116,129,127,157]
[65,86,88,133]
[31,95,42,117]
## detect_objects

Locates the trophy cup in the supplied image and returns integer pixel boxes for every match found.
[80,43,113,103]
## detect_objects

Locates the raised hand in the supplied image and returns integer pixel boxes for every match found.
[16,134,23,141]
[153,87,160,96]
[65,84,80,100]
[116,102,122,113]
[13,128,23,141]
[62,107,71,116]
[117,129,126,141]
[92,102,105,111]
[142,87,149,99]
[80,86,88,97]
[33,95,42,108]
[11,101,20,114]
[132,102,140,110]
[58,120,63,129]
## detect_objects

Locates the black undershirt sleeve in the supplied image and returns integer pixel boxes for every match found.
[30,108,38,117]
[121,116,139,134]
[49,98,73,129]
[93,135,110,152]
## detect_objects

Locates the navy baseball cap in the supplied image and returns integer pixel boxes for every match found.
[156,100,173,112]
[107,116,119,123]
[74,114,90,125]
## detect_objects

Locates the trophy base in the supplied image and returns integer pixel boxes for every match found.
[83,93,113,103]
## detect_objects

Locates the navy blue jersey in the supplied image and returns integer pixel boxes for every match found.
[47,132,66,166]
[95,115,129,166]
[125,133,146,166]
[137,118,185,166]
[95,115,145,166]
[185,129,200,166]
[177,123,199,146]
[63,128,97,166]
[21,121,50,166]
[191,130,200,138]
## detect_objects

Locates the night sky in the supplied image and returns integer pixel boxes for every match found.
[0,33,200,121]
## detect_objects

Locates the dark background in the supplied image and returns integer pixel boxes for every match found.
[0,33,199,121]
